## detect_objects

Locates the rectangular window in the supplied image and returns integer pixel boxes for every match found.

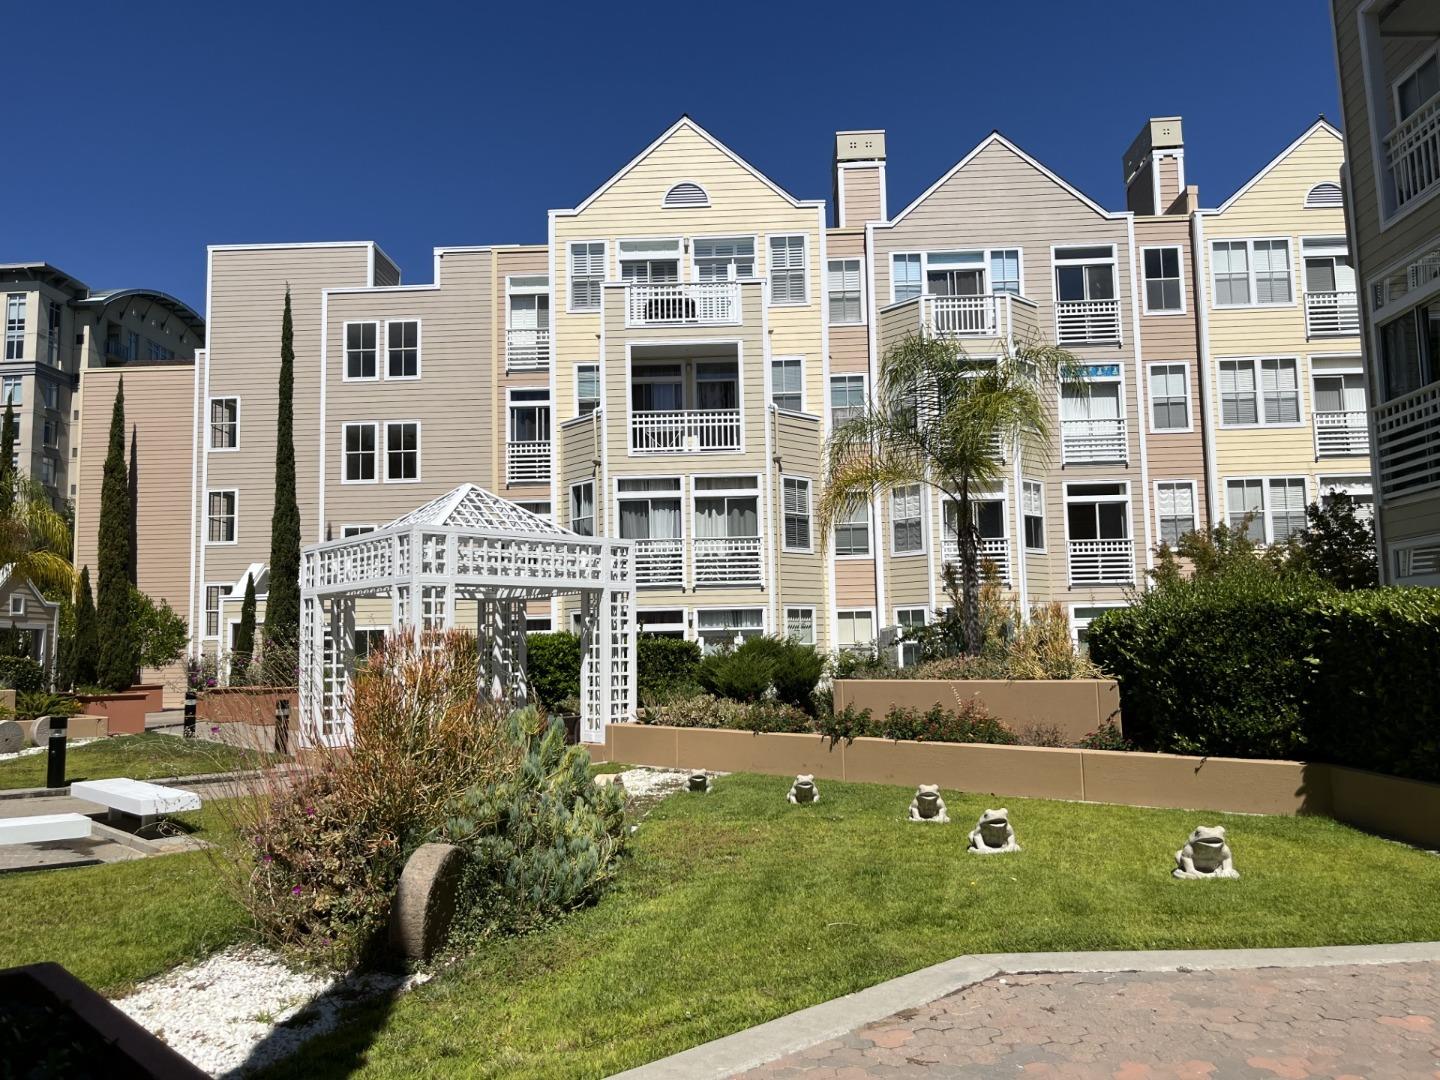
[204,584,231,637]
[512,500,552,522]
[569,241,605,311]
[896,608,927,668]
[782,476,812,551]
[576,363,600,416]
[39,458,55,485]
[836,609,875,650]
[1155,481,1197,546]
[827,259,862,323]
[694,237,755,281]
[990,249,1022,295]
[768,235,807,305]
[1148,363,1190,431]
[1,376,21,406]
[209,397,239,449]
[829,374,866,426]
[41,382,57,410]
[41,418,57,448]
[1219,358,1299,426]
[1054,246,1118,302]
[697,608,765,653]
[771,357,803,411]
[570,481,595,536]
[4,294,25,361]
[1213,239,1292,306]
[46,300,61,364]
[385,421,420,481]
[345,322,377,379]
[341,524,375,537]
[386,320,419,378]
[343,422,377,482]
[1143,247,1183,312]
[891,484,923,555]
[892,254,922,302]
[1225,477,1307,544]
[207,490,237,543]
[619,238,681,283]
[1022,479,1045,551]
[146,339,174,362]
[834,498,871,556]
[636,609,685,638]
[785,606,816,646]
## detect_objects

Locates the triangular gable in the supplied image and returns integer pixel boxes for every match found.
[1211,118,1344,214]
[382,483,575,537]
[885,131,1120,228]
[558,116,819,216]
[0,565,59,613]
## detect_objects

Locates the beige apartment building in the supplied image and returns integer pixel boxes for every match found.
[1331,0,1440,584]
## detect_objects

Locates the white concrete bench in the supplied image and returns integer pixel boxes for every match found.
[0,813,93,845]
[70,778,202,824]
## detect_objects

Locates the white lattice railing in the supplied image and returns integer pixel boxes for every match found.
[506,328,550,370]
[626,281,740,327]
[1314,411,1370,457]
[1068,538,1134,585]
[693,536,762,586]
[1056,299,1121,345]
[1375,382,1440,500]
[942,536,1011,585]
[633,538,683,587]
[1387,93,1440,211]
[506,440,551,484]
[925,294,1000,336]
[630,408,741,453]
[1304,292,1360,337]
[1062,418,1127,463]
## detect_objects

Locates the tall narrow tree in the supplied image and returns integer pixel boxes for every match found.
[0,401,16,519]
[265,288,301,652]
[95,380,136,690]
[72,566,98,688]
[232,573,257,684]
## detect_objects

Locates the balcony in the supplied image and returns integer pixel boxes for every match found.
[1387,92,1440,211]
[693,536,762,586]
[505,328,550,371]
[626,281,740,328]
[1068,538,1134,586]
[920,293,1039,341]
[633,538,683,587]
[1304,292,1360,337]
[1375,382,1440,500]
[1062,418,1127,464]
[505,440,551,485]
[1314,410,1370,457]
[630,409,741,454]
[1056,300,1122,346]
[942,536,1011,586]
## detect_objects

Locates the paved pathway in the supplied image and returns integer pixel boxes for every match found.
[737,962,1440,1079]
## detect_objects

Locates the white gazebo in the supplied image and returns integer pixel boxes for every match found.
[298,484,634,747]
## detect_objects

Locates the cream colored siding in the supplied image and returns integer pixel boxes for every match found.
[839,166,884,227]
[834,557,877,607]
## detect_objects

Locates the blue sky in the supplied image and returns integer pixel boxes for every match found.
[3,0,1340,314]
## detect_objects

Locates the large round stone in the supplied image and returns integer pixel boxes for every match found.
[0,719,22,754]
[388,842,465,962]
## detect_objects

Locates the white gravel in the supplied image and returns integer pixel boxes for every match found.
[0,737,98,763]
[614,765,716,798]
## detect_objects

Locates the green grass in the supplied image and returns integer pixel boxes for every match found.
[0,732,272,790]
[262,773,1440,1079]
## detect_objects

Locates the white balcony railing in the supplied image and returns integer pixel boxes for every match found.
[942,536,1011,585]
[1314,410,1370,457]
[1056,299,1121,345]
[1375,382,1440,500]
[626,281,740,327]
[693,536,762,586]
[925,294,1000,336]
[630,408,741,454]
[1068,538,1134,586]
[1304,292,1360,337]
[633,538,683,587]
[1387,93,1440,211]
[505,440,551,484]
[1062,418,1127,464]
[505,328,550,370]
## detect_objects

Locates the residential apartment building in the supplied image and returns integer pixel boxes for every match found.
[1331,0,1440,584]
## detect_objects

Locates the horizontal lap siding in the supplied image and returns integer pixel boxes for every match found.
[1384,496,1440,543]
[774,413,826,643]
[494,247,551,499]
[840,167,884,227]
[834,558,876,607]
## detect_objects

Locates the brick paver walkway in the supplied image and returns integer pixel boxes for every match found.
[737,962,1440,1079]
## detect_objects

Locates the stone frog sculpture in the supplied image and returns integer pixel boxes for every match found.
[967,808,1020,854]
[688,771,709,793]
[787,774,819,804]
[1173,825,1239,879]
[908,784,949,823]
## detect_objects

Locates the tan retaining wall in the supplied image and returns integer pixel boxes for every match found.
[833,680,1121,743]
[198,687,297,727]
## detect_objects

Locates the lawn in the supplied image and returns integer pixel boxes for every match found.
[0,732,271,790]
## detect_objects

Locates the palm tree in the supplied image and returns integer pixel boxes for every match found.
[817,332,1079,655]
[0,475,73,593]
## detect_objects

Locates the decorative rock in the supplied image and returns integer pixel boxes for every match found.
[687,771,709,793]
[594,773,624,790]
[0,719,22,754]
[1173,825,1239,879]
[26,715,60,746]
[388,842,465,961]
[787,774,819,804]
[907,784,949,823]
[967,808,1020,854]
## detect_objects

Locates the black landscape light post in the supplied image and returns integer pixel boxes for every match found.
[184,689,197,738]
[45,715,68,789]
[275,698,290,755]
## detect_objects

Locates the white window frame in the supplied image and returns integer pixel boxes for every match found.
[342,320,379,381]
[827,258,863,325]
[695,607,767,652]
[835,608,877,651]
[890,484,925,556]
[1022,478,1046,553]
[770,356,804,412]
[209,396,240,451]
[570,480,595,536]
[1140,245,1186,315]
[203,583,232,638]
[1209,237,1295,309]
[691,234,757,281]
[1217,357,1303,429]
[784,606,816,646]
[1153,479,1199,548]
[890,248,1025,304]
[618,236,684,283]
[340,524,376,538]
[895,607,927,668]
[662,181,711,209]
[1069,602,1127,651]
[1223,475,1310,546]
[1391,42,1440,126]
[512,499,553,523]
[567,240,607,313]
[767,234,808,306]
[206,489,238,545]
[1146,361,1193,433]
[781,475,813,553]
[574,362,601,417]
[384,319,421,380]
[636,608,687,637]
[384,420,421,483]
[1,376,21,406]
[833,497,872,558]
[828,372,867,427]
[341,421,379,485]
[1051,244,1119,298]
[4,294,26,361]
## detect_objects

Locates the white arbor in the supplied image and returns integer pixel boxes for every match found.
[298,484,634,747]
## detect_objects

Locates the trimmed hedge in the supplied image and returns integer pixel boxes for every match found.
[525,632,703,710]
[1089,584,1440,782]
[0,656,46,693]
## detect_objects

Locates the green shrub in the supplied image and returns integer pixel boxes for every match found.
[696,636,825,709]
[636,635,701,701]
[771,643,826,713]
[879,702,1015,744]
[526,632,581,710]
[0,656,46,693]
[15,692,80,723]
[642,693,813,734]
[817,703,873,743]
[1077,720,1133,752]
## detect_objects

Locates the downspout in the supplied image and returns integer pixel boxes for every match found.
[1191,212,1221,525]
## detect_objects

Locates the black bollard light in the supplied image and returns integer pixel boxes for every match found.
[45,716,68,789]
[183,690,197,738]
[275,698,291,755]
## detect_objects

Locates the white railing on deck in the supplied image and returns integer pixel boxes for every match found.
[630,408,741,453]
[1387,93,1440,211]
[942,536,1011,585]
[505,440,551,484]
[1313,411,1370,457]
[633,538,683,586]
[1056,299,1121,345]
[626,281,740,327]
[1068,539,1134,585]
[1375,382,1440,500]
[1304,292,1360,337]
[1062,418,1127,464]
[505,328,550,370]
[925,294,1000,336]
[693,536,762,586]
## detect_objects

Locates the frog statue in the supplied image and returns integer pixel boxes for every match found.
[967,808,1020,854]
[688,771,709,793]
[787,774,819,804]
[1173,825,1239,879]
[907,784,949,823]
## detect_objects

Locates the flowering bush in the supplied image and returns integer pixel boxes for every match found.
[641,693,813,734]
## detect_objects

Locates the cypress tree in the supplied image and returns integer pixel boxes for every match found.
[265,288,301,652]
[73,566,98,688]
[233,573,256,684]
[0,401,15,519]
[95,380,136,690]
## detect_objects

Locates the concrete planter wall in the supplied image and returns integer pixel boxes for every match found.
[74,687,159,736]
[833,679,1121,743]
[198,686,297,728]
[598,723,1440,850]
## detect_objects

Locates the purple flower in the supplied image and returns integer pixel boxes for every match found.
[305,807,316,817]
[261,854,273,864]
[291,886,302,897]
[210,726,220,735]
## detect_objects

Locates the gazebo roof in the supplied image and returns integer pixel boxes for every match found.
[382,484,574,537]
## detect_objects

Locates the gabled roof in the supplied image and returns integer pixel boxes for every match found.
[885,131,1120,228]
[558,115,821,217]
[383,484,574,537]
[1210,117,1344,215]
[0,565,59,611]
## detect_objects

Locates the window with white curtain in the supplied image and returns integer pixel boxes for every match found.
[570,481,595,536]
[1213,239,1292,306]
[1155,481,1197,546]
[1061,380,1121,422]
[1225,477,1308,544]
[569,242,606,311]
[617,477,681,541]
[693,476,759,540]
[1219,358,1299,426]
[892,254,922,302]
[827,259,862,323]
[576,363,600,416]
[769,235,807,305]
[1148,363,1190,431]
[836,609,875,650]
[785,607,815,645]
[694,237,754,281]
[891,484,923,554]
[990,249,1022,294]
[829,374,866,425]
[771,357,803,411]
[834,498,871,556]
[620,239,681,283]
[1312,372,1366,415]
[697,608,765,653]
[782,477,811,551]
